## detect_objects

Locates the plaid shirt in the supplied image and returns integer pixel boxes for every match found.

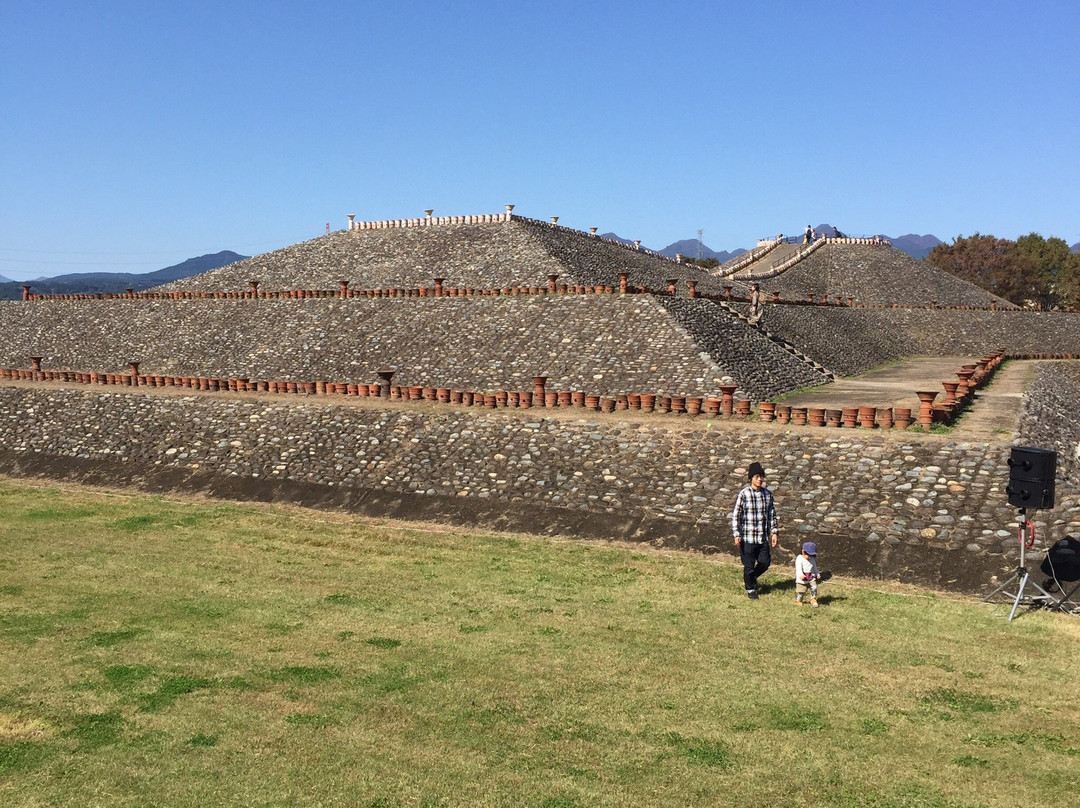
[731,484,778,544]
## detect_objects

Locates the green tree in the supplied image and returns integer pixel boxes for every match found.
[1056,250,1080,311]
[1014,233,1075,309]
[928,234,1045,307]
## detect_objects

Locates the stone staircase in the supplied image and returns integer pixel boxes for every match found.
[710,296,838,382]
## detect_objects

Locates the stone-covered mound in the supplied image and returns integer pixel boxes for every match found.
[739,243,1015,308]
[1017,361,1080,487]
[754,307,1080,376]
[0,295,825,399]
[153,217,723,297]
[152,219,1004,311]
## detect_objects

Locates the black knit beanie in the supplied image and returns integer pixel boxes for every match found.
[748,462,765,481]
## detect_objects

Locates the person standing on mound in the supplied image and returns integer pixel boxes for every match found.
[731,461,779,599]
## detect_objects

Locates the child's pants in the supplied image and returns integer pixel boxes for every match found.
[796,580,818,600]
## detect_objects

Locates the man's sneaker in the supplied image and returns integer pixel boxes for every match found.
[747,591,759,600]
[810,598,819,608]
[796,599,805,606]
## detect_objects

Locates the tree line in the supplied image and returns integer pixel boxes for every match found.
[927,233,1080,310]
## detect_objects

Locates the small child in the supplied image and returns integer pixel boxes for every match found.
[795,542,821,607]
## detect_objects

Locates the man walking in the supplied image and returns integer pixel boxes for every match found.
[731,461,779,599]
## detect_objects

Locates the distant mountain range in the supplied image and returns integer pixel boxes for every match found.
[0,251,247,300]
[644,227,946,261]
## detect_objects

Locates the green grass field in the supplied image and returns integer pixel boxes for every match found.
[0,477,1077,807]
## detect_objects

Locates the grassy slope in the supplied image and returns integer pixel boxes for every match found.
[0,478,1077,808]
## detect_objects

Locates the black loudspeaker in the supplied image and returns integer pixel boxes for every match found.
[1006,446,1056,509]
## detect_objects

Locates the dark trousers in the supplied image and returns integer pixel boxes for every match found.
[740,541,771,592]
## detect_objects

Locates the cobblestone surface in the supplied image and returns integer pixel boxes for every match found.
[1,385,1077,593]
[0,296,744,396]
[754,307,1080,376]
[747,243,1015,307]
[1016,361,1080,487]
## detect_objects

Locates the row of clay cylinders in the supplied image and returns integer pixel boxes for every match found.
[759,403,913,429]
[922,349,1008,425]
[373,376,715,416]
[717,286,856,307]
[23,273,674,302]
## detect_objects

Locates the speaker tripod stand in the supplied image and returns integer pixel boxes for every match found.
[984,508,1055,621]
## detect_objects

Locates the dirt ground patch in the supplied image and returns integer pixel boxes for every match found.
[780,356,1032,442]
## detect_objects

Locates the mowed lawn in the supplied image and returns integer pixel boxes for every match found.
[0,478,1077,808]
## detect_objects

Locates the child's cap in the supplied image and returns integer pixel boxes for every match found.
[802,542,817,556]
[747,462,765,480]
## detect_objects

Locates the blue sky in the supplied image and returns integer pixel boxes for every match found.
[2,0,1078,281]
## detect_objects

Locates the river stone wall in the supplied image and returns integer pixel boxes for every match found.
[753,307,1080,376]
[147,221,1003,312]
[2,383,1077,595]
[751,243,1013,308]
[151,219,720,298]
[658,298,831,394]
[0,295,834,401]
[1016,361,1080,488]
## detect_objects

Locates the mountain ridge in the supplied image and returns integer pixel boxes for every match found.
[0,251,247,300]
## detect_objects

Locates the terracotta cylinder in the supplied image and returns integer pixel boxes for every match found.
[571,391,586,408]
[735,399,752,418]
[423,387,437,402]
[639,393,656,412]
[841,406,859,428]
[790,407,808,425]
[858,406,877,428]
[942,381,959,406]
[600,397,616,413]
[758,402,776,422]
[585,393,600,410]
[893,407,912,429]
[545,392,558,408]
[519,391,532,409]
[655,395,671,414]
[507,391,520,408]
[825,409,842,427]
[775,404,791,425]
[627,393,641,410]
[915,391,938,428]
[877,407,893,429]
[533,376,547,400]
[808,407,826,427]
[615,394,629,410]
[558,391,572,407]
[705,397,722,416]
[719,384,738,416]
[685,397,702,415]
[670,395,686,414]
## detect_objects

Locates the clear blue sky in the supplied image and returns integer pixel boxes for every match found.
[2,0,1078,281]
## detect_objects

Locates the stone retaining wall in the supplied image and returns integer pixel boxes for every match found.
[756,307,1080,376]
[2,383,1077,595]
[755,243,1014,308]
[1016,362,1080,488]
[0,296,734,397]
